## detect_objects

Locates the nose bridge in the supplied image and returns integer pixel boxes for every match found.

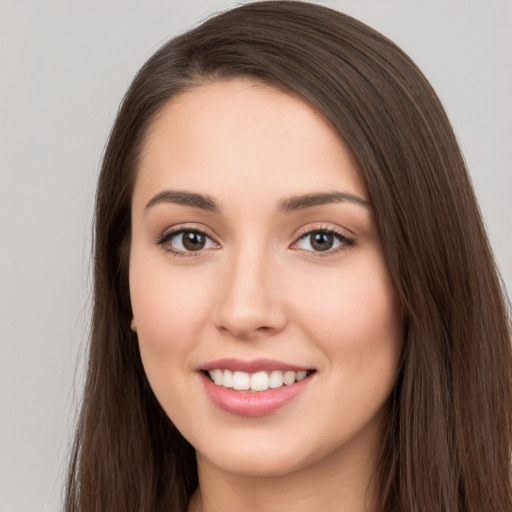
[215,239,285,338]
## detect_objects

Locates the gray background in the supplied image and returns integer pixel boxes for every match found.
[0,1,510,510]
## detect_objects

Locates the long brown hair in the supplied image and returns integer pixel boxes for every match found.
[65,2,512,511]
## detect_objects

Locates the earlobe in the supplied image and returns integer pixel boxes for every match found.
[130,318,137,332]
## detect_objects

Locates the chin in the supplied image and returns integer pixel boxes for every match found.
[198,445,315,479]
[192,424,347,480]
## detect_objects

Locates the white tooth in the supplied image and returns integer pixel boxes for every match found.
[296,370,307,382]
[222,369,233,388]
[269,370,284,388]
[232,371,250,390]
[283,371,296,385]
[212,369,223,385]
[250,371,269,391]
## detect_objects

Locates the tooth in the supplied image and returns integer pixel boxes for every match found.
[250,371,269,391]
[222,369,233,388]
[269,370,284,388]
[212,369,223,385]
[210,368,308,390]
[296,370,307,382]
[232,371,250,390]
[283,371,296,385]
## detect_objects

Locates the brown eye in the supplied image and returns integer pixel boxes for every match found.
[160,229,218,255]
[182,231,206,251]
[310,231,334,251]
[293,229,353,253]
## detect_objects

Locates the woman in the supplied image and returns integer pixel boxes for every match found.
[65,2,512,511]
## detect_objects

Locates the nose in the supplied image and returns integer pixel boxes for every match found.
[213,247,287,340]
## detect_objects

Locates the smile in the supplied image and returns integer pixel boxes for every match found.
[199,358,316,416]
[205,369,311,391]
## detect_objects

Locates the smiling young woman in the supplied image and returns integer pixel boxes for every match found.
[129,79,404,510]
[65,2,512,512]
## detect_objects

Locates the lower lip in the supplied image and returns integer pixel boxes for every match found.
[199,372,314,417]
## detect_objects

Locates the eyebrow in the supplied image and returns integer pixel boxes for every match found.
[144,189,371,214]
[145,190,220,213]
[277,192,371,212]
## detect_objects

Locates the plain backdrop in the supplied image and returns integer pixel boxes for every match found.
[0,1,510,510]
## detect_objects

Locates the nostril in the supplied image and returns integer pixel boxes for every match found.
[255,326,274,332]
[217,323,279,340]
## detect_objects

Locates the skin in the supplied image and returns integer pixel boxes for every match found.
[129,78,403,512]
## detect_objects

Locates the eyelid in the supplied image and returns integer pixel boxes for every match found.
[289,224,355,254]
[158,222,217,240]
[156,223,221,256]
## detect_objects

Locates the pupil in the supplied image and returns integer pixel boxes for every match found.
[311,231,333,251]
[183,231,205,251]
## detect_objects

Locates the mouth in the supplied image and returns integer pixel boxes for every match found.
[198,358,317,416]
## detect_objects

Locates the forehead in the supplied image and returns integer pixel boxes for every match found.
[134,78,366,206]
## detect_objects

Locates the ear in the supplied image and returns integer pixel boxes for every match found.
[130,318,137,332]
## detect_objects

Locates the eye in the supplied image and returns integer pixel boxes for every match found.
[158,228,218,255]
[292,229,354,253]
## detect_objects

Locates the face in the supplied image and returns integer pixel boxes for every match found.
[129,78,403,478]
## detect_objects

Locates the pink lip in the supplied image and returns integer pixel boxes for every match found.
[200,358,311,373]
[198,358,315,417]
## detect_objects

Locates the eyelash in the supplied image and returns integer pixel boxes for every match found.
[156,225,355,258]
[292,225,355,257]
[156,225,218,257]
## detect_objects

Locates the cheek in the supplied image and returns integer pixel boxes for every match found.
[128,256,219,426]
[290,253,403,377]
[129,253,216,370]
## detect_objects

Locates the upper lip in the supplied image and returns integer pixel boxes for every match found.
[200,358,313,373]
